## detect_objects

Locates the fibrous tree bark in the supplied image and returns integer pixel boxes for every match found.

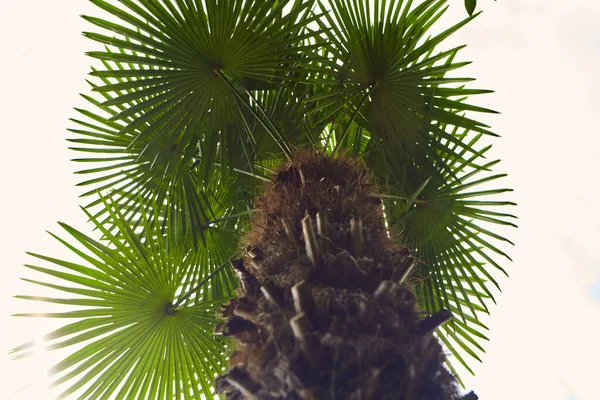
[215,152,471,399]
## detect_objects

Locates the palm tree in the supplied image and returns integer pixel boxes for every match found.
[10,1,515,399]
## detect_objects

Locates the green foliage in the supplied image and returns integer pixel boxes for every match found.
[10,197,239,398]
[12,0,515,397]
[463,0,497,17]
[465,0,477,16]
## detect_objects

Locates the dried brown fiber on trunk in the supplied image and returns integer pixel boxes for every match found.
[215,151,466,399]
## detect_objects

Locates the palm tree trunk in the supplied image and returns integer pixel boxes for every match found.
[215,151,465,399]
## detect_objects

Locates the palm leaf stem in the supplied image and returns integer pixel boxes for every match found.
[197,160,271,181]
[333,83,378,155]
[173,252,239,308]
[215,69,292,159]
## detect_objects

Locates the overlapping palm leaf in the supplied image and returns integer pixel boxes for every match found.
[10,198,238,399]
[373,127,515,377]
[309,0,498,178]
[69,73,259,244]
[74,0,329,242]
[84,0,324,158]
[13,0,516,396]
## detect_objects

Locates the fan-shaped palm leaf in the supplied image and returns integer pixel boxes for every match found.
[309,0,497,178]
[84,0,325,160]
[74,0,327,242]
[376,128,515,378]
[10,198,239,399]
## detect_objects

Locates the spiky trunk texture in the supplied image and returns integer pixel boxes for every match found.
[215,152,470,400]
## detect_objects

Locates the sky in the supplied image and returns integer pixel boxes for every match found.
[1,0,600,399]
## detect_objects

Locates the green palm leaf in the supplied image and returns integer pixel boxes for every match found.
[84,0,324,161]
[376,128,515,378]
[69,71,262,243]
[74,0,328,242]
[310,0,497,177]
[10,198,238,399]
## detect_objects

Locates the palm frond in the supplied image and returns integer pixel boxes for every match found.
[69,72,262,244]
[310,0,497,177]
[10,197,238,399]
[84,0,325,165]
[378,127,516,374]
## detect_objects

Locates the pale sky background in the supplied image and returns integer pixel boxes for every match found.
[1,1,600,399]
